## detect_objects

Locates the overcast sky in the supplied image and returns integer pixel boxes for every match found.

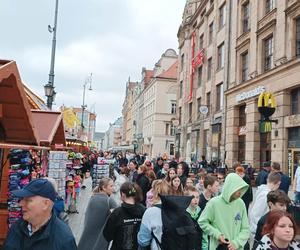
[0,0,186,131]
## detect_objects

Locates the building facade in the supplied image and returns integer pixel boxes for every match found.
[142,49,178,159]
[225,0,300,176]
[177,0,229,163]
[103,117,123,150]
[122,81,139,146]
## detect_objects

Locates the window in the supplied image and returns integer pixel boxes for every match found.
[207,57,212,80]
[216,83,224,111]
[209,22,214,44]
[188,102,193,123]
[217,43,225,69]
[296,18,300,57]
[199,34,204,50]
[197,97,201,119]
[239,105,246,126]
[265,0,274,14]
[206,92,211,115]
[170,125,176,136]
[291,88,300,115]
[165,123,170,135]
[170,143,175,155]
[179,81,183,98]
[219,4,226,29]
[181,54,184,71]
[242,2,250,33]
[171,101,177,114]
[241,51,249,82]
[197,66,203,87]
[264,36,273,71]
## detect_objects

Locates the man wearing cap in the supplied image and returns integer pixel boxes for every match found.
[3,179,77,250]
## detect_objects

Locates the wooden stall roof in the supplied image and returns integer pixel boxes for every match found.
[0,60,39,145]
[31,110,66,147]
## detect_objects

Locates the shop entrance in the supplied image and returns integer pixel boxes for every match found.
[288,149,300,179]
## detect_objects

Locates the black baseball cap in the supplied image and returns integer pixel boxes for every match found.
[12,179,56,202]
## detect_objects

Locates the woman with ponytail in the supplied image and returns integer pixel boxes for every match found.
[102,182,146,250]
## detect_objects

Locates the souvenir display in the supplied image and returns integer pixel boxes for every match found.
[7,149,33,227]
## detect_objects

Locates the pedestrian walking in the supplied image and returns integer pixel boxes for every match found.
[271,162,290,194]
[3,179,77,250]
[137,180,170,250]
[136,165,151,205]
[198,173,250,250]
[78,177,117,250]
[253,190,290,246]
[101,182,146,250]
[254,210,299,250]
[293,159,300,203]
[249,172,281,235]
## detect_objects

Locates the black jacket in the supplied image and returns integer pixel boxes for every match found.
[242,175,253,212]
[255,169,269,186]
[103,202,146,250]
[136,174,150,205]
[3,213,77,250]
[278,172,291,194]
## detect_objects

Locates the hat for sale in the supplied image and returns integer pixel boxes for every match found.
[11,179,56,202]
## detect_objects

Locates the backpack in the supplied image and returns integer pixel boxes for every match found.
[154,195,199,250]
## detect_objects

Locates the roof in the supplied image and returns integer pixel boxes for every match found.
[23,83,48,110]
[144,70,154,84]
[31,110,66,147]
[157,61,178,79]
[0,60,39,145]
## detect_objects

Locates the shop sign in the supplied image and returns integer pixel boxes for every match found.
[238,126,247,135]
[258,92,277,121]
[288,152,292,178]
[236,86,265,103]
[259,121,272,133]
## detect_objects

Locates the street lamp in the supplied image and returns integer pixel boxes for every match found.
[45,0,59,110]
[81,73,93,129]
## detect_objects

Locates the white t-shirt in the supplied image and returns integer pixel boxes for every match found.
[295,166,300,192]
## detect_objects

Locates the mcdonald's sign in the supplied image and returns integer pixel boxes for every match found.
[257,92,277,121]
[259,121,272,133]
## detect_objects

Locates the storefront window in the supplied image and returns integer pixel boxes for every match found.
[288,127,300,148]
[291,88,300,115]
[239,105,246,126]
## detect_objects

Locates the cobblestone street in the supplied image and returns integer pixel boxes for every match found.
[69,177,93,243]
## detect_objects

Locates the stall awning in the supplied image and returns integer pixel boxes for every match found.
[31,110,66,147]
[0,60,39,145]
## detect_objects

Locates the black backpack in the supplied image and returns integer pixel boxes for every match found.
[153,195,201,250]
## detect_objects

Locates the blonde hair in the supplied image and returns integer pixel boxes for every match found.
[152,180,170,204]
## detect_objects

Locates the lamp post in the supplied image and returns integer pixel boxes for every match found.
[81,73,93,130]
[44,0,59,110]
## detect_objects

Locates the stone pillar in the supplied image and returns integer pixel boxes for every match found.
[271,91,290,173]
[245,99,261,169]
[225,106,239,167]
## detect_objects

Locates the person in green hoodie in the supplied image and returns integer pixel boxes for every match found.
[198,173,250,250]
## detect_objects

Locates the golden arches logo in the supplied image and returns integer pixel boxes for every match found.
[258,92,277,108]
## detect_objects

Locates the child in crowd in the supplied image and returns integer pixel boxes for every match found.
[184,186,202,250]
[254,189,290,245]
[199,175,219,211]
[170,175,184,196]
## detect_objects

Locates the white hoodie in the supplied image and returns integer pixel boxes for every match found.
[249,184,271,234]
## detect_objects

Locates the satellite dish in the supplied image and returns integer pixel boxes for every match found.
[199,106,208,115]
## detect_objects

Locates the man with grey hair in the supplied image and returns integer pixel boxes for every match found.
[3,179,77,250]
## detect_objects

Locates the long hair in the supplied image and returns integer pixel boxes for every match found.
[170,174,184,196]
[93,177,113,193]
[152,180,171,204]
[262,210,297,240]
[165,167,176,183]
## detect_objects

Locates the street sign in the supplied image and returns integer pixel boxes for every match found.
[199,106,208,115]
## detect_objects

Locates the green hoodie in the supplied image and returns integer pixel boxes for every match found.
[198,173,250,250]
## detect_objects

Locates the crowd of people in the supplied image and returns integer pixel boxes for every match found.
[2,151,300,250]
